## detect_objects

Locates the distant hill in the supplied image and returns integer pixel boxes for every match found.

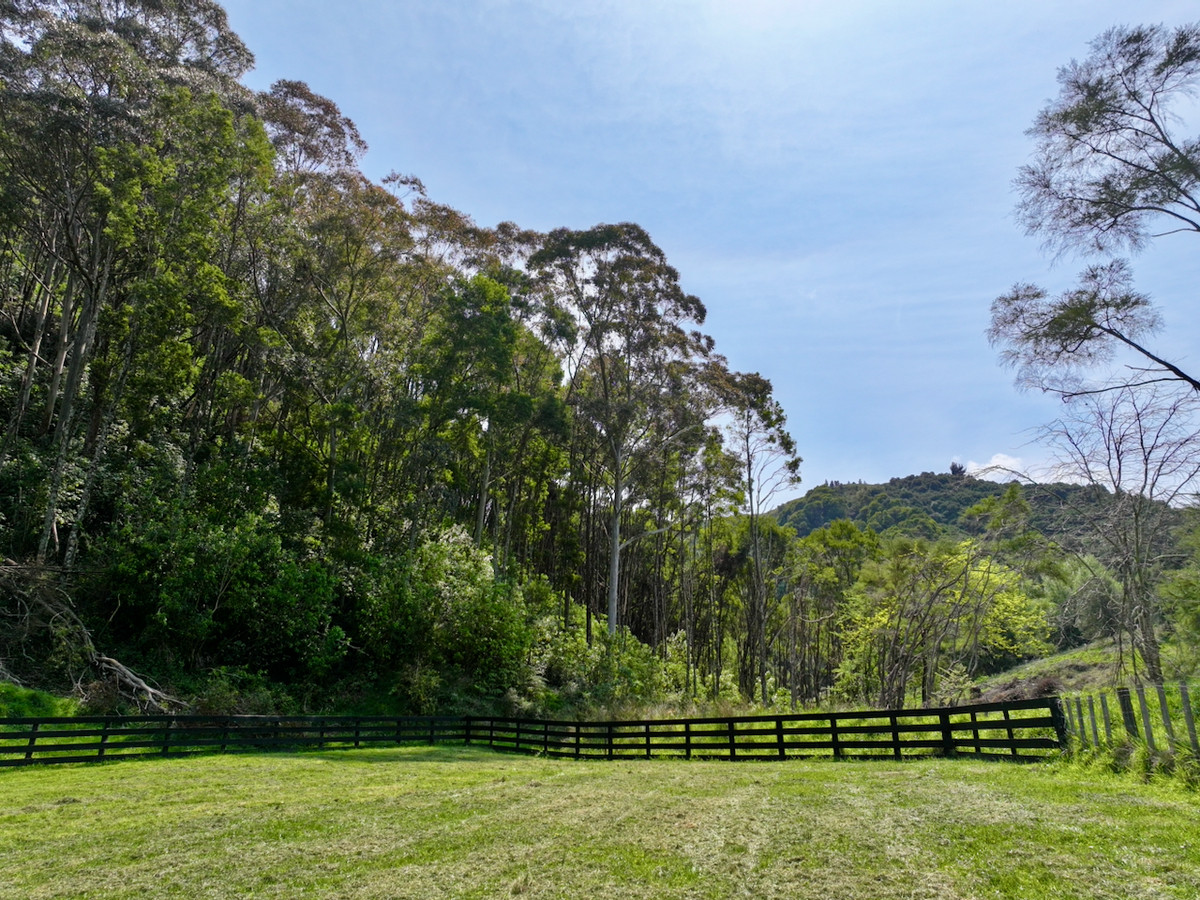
[771,471,1112,540]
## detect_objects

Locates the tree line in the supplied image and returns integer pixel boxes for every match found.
[0,0,817,713]
[1,4,1193,716]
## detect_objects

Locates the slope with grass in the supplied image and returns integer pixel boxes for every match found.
[975,636,1200,701]
[2,746,1199,899]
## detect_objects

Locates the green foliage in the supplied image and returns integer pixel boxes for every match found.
[994,24,1200,396]
[1158,519,1200,677]
[774,472,1110,543]
[1041,555,1122,649]
[90,449,345,682]
[835,539,1048,707]
[181,667,299,716]
[386,526,531,711]
[0,682,77,718]
[6,0,1159,721]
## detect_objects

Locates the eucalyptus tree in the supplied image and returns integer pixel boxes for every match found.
[709,367,801,702]
[0,0,258,563]
[530,223,712,636]
[785,519,878,705]
[0,0,269,704]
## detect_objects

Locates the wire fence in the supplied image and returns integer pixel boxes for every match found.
[1059,681,1200,758]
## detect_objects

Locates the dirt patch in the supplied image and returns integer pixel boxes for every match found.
[977,675,1064,703]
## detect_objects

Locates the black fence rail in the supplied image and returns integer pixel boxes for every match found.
[466,697,1065,762]
[0,715,467,766]
[0,698,1065,767]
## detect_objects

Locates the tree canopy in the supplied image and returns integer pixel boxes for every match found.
[991,23,1200,397]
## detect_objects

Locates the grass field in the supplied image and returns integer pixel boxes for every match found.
[3,747,1199,899]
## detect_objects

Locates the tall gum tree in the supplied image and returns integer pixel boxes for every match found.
[530,223,711,636]
[709,367,801,702]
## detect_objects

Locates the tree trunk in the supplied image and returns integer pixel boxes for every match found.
[63,334,133,569]
[39,272,76,436]
[37,252,108,564]
[473,442,491,546]
[1136,600,1164,684]
[607,459,623,636]
[0,255,57,468]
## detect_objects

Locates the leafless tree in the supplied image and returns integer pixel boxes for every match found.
[1041,384,1200,682]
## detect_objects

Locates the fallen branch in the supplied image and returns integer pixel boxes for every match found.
[1,561,184,711]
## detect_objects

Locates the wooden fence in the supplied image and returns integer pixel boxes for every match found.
[466,698,1064,762]
[0,715,469,766]
[1059,681,1200,758]
[0,697,1065,767]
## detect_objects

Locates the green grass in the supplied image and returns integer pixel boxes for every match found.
[3,747,1200,899]
[0,683,78,719]
[975,640,1125,694]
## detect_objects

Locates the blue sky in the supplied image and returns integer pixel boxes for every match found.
[220,0,1200,500]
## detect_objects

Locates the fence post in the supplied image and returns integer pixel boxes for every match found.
[890,714,902,760]
[970,711,982,755]
[1181,682,1200,757]
[606,723,614,759]
[644,723,651,759]
[161,718,173,756]
[1135,684,1157,752]
[727,719,736,761]
[684,721,692,760]
[938,711,955,758]
[574,724,581,759]
[24,721,39,762]
[1116,688,1139,738]
[1074,698,1089,749]
[1099,694,1113,745]
[464,716,472,746]
[1087,696,1100,747]
[1001,708,1016,758]
[1049,698,1069,749]
[97,720,110,760]
[830,714,842,760]
[776,717,785,760]
[1155,684,1176,745]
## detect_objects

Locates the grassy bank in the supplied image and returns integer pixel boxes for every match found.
[3,747,1199,899]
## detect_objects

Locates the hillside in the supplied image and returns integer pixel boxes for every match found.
[772,471,1113,540]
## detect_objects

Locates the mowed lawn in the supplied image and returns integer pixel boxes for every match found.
[2,747,1199,899]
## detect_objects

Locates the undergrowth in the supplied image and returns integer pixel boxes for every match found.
[1058,742,1200,791]
[0,682,78,718]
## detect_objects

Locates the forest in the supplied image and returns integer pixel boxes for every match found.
[1,3,1198,718]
